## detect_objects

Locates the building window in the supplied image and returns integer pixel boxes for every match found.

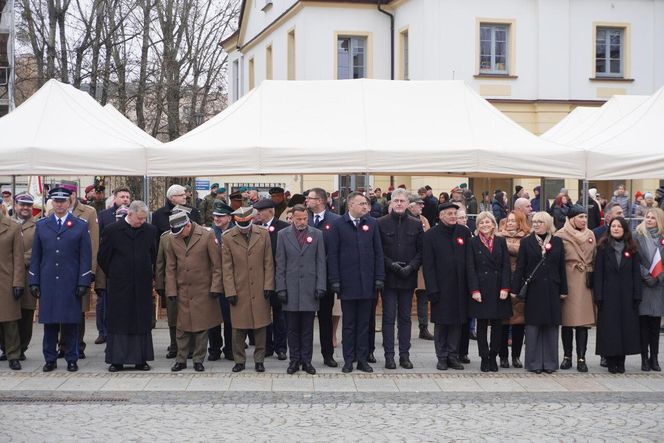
[248,57,255,90]
[479,24,509,74]
[596,27,623,77]
[287,29,295,80]
[337,36,366,79]
[400,29,409,80]
[266,44,273,80]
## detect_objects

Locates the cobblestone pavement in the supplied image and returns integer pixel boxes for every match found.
[0,321,662,441]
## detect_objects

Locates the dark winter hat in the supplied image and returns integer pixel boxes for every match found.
[567,204,588,219]
[438,202,460,213]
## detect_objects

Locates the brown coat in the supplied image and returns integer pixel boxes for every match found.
[12,215,37,310]
[155,231,172,291]
[165,223,223,332]
[0,216,25,322]
[497,229,526,325]
[555,219,597,327]
[221,225,274,330]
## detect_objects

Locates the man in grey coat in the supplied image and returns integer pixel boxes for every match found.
[276,205,327,375]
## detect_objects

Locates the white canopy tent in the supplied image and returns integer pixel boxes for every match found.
[102,104,161,147]
[541,106,598,142]
[0,79,148,175]
[147,79,586,178]
[582,87,664,180]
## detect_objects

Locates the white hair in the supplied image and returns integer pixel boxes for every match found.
[166,184,186,200]
[391,188,409,201]
[128,200,149,215]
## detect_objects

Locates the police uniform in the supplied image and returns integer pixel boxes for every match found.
[29,187,92,372]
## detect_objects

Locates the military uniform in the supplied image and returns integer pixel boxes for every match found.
[155,231,178,357]
[0,213,25,368]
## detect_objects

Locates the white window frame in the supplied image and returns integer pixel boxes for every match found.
[479,24,509,75]
[337,36,367,80]
[595,27,624,78]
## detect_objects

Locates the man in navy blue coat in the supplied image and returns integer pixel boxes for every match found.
[29,187,92,372]
[306,187,341,367]
[327,192,385,373]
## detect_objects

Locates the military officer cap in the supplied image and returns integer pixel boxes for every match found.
[229,191,243,201]
[172,204,192,214]
[14,193,34,205]
[59,182,78,194]
[210,183,220,190]
[253,198,275,210]
[49,187,72,201]
[238,186,247,193]
[169,211,190,235]
[231,206,257,220]
[269,186,285,195]
[212,201,233,216]
[218,187,226,194]
[437,201,459,212]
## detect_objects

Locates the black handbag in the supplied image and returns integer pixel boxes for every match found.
[585,271,594,289]
[517,255,547,300]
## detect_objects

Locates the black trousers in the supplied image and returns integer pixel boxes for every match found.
[499,324,525,359]
[434,324,461,360]
[368,296,379,354]
[458,321,470,356]
[286,311,315,364]
[266,304,287,355]
[382,288,413,358]
[640,315,661,356]
[476,319,502,358]
[317,290,335,359]
[561,326,589,358]
[207,296,232,357]
[341,299,373,364]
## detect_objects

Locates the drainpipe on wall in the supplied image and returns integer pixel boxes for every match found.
[377,1,395,81]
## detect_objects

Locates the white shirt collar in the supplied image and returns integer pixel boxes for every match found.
[314,210,326,220]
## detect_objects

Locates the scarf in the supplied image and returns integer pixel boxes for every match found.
[612,240,625,266]
[535,232,552,256]
[479,232,494,253]
[294,225,308,248]
[556,218,595,270]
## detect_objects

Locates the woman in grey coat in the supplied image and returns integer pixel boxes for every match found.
[275,205,327,375]
[634,208,664,372]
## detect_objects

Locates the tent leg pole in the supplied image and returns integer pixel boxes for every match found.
[582,179,589,208]
[299,174,304,194]
[540,177,546,214]
[11,175,16,199]
[144,176,151,221]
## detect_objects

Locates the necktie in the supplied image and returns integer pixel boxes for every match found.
[57,218,62,230]
[314,215,320,227]
[354,219,359,228]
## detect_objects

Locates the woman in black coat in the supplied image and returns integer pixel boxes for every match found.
[466,212,512,372]
[593,217,642,373]
[511,211,568,374]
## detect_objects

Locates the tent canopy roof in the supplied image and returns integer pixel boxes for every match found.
[147,79,586,178]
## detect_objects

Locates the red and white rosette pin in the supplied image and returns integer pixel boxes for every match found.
[544,243,552,252]
[624,251,631,259]
[324,224,330,230]
[306,236,313,244]
[588,237,594,244]
[456,237,464,246]
[661,238,664,246]
[66,220,73,228]
[362,225,369,232]
[268,226,275,232]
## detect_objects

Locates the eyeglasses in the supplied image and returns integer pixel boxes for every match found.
[532,220,545,225]
[305,196,320,200]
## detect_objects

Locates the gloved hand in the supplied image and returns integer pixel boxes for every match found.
[264,290,274,300]
[389,262,403,273]
[209,292,222,299]
[76,286,88,298]
[633,299,641,310]
[277,291,288,304]
[30,285,40,299]
[13,287,24,301]
[330,282,341,295]
[374,280,384,292]
[398,265,413,278]
[428,292,440,303]
[315,290,326,300]
[227,295,238,306]
[644,276,658,288]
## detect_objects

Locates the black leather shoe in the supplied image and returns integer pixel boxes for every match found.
[500,358,510,369]
[617,361,626,374]
[9,359,21,370]
[560,356,572,370]
[531,369,542,374]
[232,363,245,373]
[194,363,205,372]
[608,365,618,374]
[460,355,471,364]
[577,358,588,373]
[341,362,353,373]
[480,358,490,372]
[78,351,86,360]
[109,364,123,372]
[399,357,413,369]
[543,369,554,374]
[512,357,523,368]
[287,361,300,374]
[19,352,26,361]
[43,361,57,372]
[277,352,288,361]
[642,355,651,371]
[171,362,187,372]
[367,353,377,364]
[651,355,661,372]
[385,357,396,370]
[207,353,221,361]
[0,353,6,361]
[447,357,464,370]
[94,335,106,345]
[489,357,499,372]
[324,357,338,368]
[419,326,434,340]
[357,361,373,373]
[67,361,79,372]
[166,350,177,359]
[255,362,265,373]
[436,359,448,370]
[135,363,150,371]
[302,362,316,375]
[57,350,64,359]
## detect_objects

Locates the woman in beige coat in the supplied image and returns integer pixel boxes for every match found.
[496,210,528,368]
[555,205,596,372]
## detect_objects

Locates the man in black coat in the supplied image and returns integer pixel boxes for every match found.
[254,198,290,360]
[152,184,201,239]
[423,202,471,370]
[98,201,157,372]
[306,187,341,367]
[328,192,385,373]
[377,188,423,370]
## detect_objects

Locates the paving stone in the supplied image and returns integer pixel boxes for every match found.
[228,377,272,392]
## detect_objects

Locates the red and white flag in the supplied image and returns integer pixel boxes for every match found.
[650,248,663,279]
